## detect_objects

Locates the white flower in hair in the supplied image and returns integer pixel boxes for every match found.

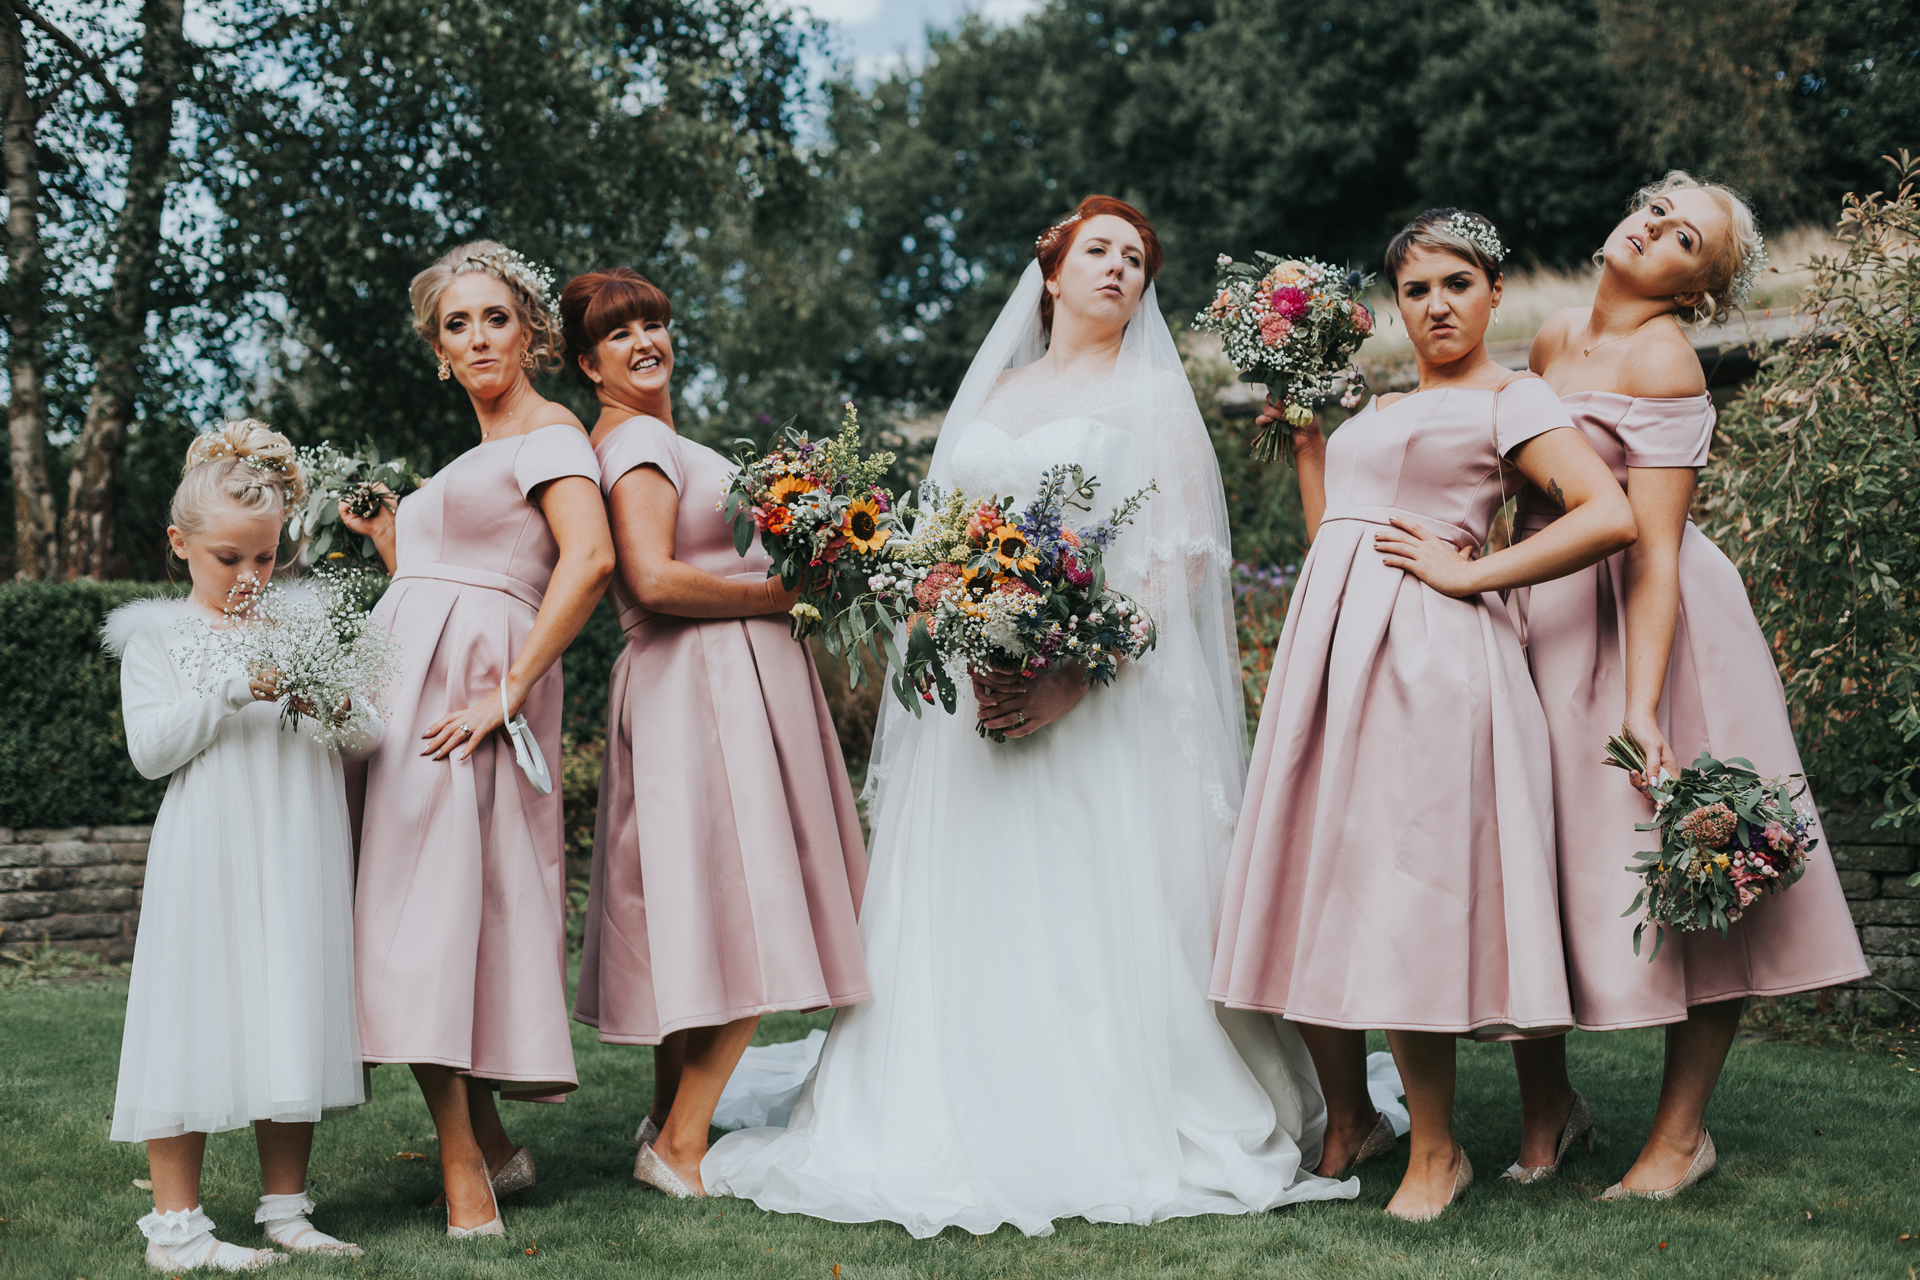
[1444,212,1506,263]
[1728,236,1767,307]
[478,246,558,316]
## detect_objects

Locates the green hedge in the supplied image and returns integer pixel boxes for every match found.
[1,581,185,828]
[0,581,629,829]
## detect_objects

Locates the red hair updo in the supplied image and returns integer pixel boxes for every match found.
[1034,195,1164,335]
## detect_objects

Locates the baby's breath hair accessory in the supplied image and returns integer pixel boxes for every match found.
[1728,235,1767,306]
[478,245,559,317]
[1444,212,1506,263]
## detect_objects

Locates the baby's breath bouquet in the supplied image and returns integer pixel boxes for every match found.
[202,570,400,752]
[723,402,902,674]
[1192,252,1375,463]
[289,443,423,568]
[1603,727,1817,960]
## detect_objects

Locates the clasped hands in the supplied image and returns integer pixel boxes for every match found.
[970,662,1089,740]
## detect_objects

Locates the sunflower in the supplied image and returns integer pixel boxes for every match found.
[842,497,887,554]
[990,524,1039,573]
[768,474,817,503]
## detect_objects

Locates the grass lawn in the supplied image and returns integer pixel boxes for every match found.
[1,972,1915,1280]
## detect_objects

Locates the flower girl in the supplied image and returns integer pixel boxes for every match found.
[105,421,376,1271]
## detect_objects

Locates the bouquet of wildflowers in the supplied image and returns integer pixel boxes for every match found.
[880,466,1157,740]
[1603,727,1817,960]
[1191,252,1376,463]
[289,442,423,569]
[723,403,902,668]
[200,570,401,752]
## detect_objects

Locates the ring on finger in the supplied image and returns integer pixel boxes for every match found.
[459,723,471,735]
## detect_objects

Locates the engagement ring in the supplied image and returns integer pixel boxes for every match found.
[1017,711,1027,726]
[460,723,471,734]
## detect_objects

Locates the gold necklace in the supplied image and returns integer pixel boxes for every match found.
[1581,317,1653,358]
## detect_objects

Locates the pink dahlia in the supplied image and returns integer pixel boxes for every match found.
[1058,549,1093,588]
[1271,285,1310,321]
[1349,300,1374,335]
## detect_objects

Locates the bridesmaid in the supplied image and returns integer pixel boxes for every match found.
[342,242,615,1236]
[1210,209,1638,1220]
[562,268,871,1198]
[1505,173,1869,1198]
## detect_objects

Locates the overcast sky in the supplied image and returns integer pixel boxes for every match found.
[803,0,1042,81]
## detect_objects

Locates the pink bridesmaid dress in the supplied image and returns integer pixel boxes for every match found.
[1516,391,1868,1030]
[353,422,600,1099]
[1211,381,1575,1037]
[572,415,870,1045]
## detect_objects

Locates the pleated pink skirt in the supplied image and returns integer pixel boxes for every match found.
[1523,522,1869,1029]
[573,613,871,1044]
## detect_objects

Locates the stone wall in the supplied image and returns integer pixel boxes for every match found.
[0,814,1915,1008]
[0,826,150,961]
[1829,810,1920,1014]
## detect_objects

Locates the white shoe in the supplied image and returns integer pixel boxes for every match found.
[139,1207,285,1271]
[256,1193,363,1257]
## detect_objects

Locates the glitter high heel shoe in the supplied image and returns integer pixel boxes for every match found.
[490,1146,535,1197]
[1386,1144,1472,1222]
[1502,1089,1595,1184]
[634,1143,701,1198]
[445,1173,504,1239]
[1327,1110,1399,1178]
[1599,1128,1716,1201]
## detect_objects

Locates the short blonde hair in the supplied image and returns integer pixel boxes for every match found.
[409,240,562,374]
[1626,172,1763,327]
[170,419,305,543]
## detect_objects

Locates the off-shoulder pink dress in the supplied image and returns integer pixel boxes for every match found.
[572,415,870,1045]
[1516,392,1868,1030]
[352,423,600,1098]
[1211,381,1574,1036]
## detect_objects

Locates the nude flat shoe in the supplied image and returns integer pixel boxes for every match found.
[1599,1128,1716,1202]
[1502,1089,1595,1184]
[634,1143,701,1199]
[1386,1144,1472,1222]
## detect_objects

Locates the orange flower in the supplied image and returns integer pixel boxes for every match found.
[764,506,794,535]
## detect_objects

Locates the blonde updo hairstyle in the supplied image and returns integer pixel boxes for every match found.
[1622,172,1763,327]
[409,240,563,374]
[170,419,305,549]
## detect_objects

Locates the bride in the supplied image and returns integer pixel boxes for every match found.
[702,196,1360,1237]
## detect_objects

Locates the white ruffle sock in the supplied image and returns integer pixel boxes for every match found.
[256,1192,363,1257]
[137,1206,284,1271]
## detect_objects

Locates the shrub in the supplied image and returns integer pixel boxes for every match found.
[1700,152,1920,828]
[0,581,184,828]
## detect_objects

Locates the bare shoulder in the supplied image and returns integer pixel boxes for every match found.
[1529,307,1586,371]
[1617,321,1706,399]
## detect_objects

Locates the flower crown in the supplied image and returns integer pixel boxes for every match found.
[1727,236,1767,307]
[191,434,302,497]
[472,246,558,318]
[1442,212,1506,264]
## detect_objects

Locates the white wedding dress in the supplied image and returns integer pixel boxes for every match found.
[701,267,1366,1236]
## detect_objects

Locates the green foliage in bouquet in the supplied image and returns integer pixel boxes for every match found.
[1603,728,1816,961]
[288,443,424,569]
[1700,152,1920,832]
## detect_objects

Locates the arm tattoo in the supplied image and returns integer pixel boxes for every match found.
[1548,478,1567,511]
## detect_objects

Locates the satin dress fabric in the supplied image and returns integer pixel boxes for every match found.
[1516,391,1869,1030]
[572,415,870,1045]
[1211,381,1576,1038]
[351,423,599,1099]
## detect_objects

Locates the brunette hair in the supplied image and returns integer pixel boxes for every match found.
[1034,195,1164,335]
[171,419,305,543]
[558,268,674,391]
[408,240,562,373]
[1622,171,1763,326]
[1383,208,1505,288]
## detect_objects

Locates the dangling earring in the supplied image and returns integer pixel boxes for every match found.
[437,357,451,381]
[520,349,536,370]
[1492,309,1501,325]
